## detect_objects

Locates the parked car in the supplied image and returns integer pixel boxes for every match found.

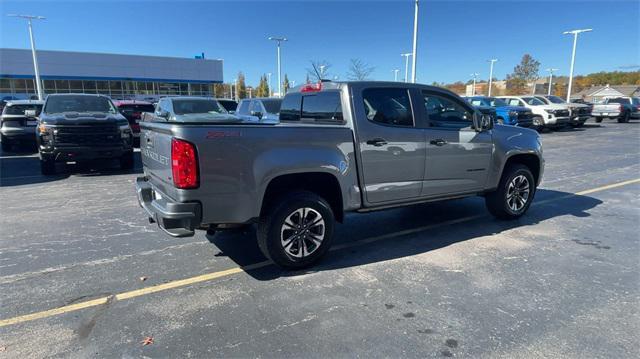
[0,99,44,151]
[113,100,155,147]
[216,98,238,114]
[591,97,640,123]
[499,96,570,130]
[37,94,134,174]
[136,81,544,268]
[464,96,536,128]
[535,95,591,127]
[142,96,241,124]
[0,96,20,113]
[235,98,282,123]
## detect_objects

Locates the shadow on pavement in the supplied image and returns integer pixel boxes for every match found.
[0,151,142,187]
[206,189,603,280]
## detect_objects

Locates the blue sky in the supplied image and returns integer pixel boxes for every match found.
[1,0,638,86]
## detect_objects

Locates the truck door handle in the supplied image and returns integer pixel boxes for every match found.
[429,139,447,146]
[366,138,388,147]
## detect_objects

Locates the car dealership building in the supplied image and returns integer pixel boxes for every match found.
[0,48,223,100]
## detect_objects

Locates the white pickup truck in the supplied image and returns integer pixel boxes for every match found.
[591,97,640,123]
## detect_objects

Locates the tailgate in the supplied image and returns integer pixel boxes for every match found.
[140,123,176,197]
[592,104,619,113]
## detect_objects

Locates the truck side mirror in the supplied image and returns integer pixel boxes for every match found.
[474,113,493,131]
[158,110,170,119]
[250,111,263,119]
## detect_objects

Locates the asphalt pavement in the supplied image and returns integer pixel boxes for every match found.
[0,120,638,358]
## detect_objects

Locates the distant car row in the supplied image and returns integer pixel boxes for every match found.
[1,89,638,175]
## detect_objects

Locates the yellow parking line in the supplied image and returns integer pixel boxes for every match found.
[1,177,638,328]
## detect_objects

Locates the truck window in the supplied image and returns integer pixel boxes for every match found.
[606,98,627,105]
[3,104,43,116]
[422,92,473,127]
[44,95,117,114]
[237,100,250,115]
[362,88,413,127]
[280,93,302,122]
[301,92,342,122]
[262,99,282,114]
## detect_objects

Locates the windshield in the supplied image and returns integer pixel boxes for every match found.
[172,99,228,115]
[3,104,43,116]
[118,104,155,120]
[487,97,508,107]
[262,99,282,114]
[546,96,566,104]
[44,95,117,114]
[522,97,545,106]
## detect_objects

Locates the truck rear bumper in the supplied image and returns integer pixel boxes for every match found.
[136,176,201,237]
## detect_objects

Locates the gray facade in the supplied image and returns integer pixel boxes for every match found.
[0,48,223,99]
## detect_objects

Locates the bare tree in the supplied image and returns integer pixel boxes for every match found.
[306,60,332,82]
[347,58,375,81]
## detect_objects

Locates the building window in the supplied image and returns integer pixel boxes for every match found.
[54,80,70,93]
[0,78,10,93]
[69,80,83,93]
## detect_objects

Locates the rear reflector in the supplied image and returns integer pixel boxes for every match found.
[171,138,199,189]
[300,82,322,93]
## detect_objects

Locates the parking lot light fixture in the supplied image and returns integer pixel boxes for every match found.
[487,59,498,96]
[267,73,272,97]
[268,37,287,98]
[8,14,45,100]
[410,0,419,83]
[401,53,412,83]
[546,68,559,96]
[563,28,592,102]
[470,73,479,96]
[392,69,400,82]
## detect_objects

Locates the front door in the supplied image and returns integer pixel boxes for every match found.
[421,90,494,197]
[354,87,426,204]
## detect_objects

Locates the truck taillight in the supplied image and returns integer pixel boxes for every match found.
[300,82,322,93]
[171,138,199,189]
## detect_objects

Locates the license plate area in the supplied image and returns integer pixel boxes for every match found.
[27,120,37,126]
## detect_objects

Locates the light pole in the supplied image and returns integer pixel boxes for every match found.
[470,73,479,96]
[392,69,400,82]
[290,80,296,88]
[563,28,592,102]
[546,68,559,96]
[410,0,419,83]
[266,73,272,97]
[401,53,411,83]
[268,36,287,98]
[8,14,45,100]
[248,87,252,98]
[487,59,498,96]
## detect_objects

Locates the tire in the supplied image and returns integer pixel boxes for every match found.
[617,111,630,123]
[1,135,11,152]
[119,150,134,170]
[40,158,56,175]
[595,117,603,123]
[485,164,536,220]
[257,191,335,269]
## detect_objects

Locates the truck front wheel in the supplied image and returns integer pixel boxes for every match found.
[40,158,56,175]
[258,191,335,269]
[595,117,603,123]
[485,164,536,220]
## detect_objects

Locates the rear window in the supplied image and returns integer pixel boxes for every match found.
[218,100,238,112]
[262,99,282,114]
[172,99,227,115]
[607,98,628,105]
[118,104,155,120]
[44,95,117,114]
[3,104,43,116]
[280,91,343,123]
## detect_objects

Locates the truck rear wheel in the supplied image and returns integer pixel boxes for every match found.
[485,164,536,220]
[617,111,630,123]
[257,191,335,269]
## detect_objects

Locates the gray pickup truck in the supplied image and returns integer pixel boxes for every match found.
[591,97,640,123]
[136,82,544,268]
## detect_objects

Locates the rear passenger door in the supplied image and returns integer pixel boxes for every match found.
[420,90,493,197]
[353,86,426,204]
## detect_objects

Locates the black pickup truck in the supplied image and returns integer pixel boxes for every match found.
[36,94,134,174]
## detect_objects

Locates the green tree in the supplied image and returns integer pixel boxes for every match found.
[235,72,247,99]
[507,54,540,95]
[347,58,375,80]
[283,74,290,94]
